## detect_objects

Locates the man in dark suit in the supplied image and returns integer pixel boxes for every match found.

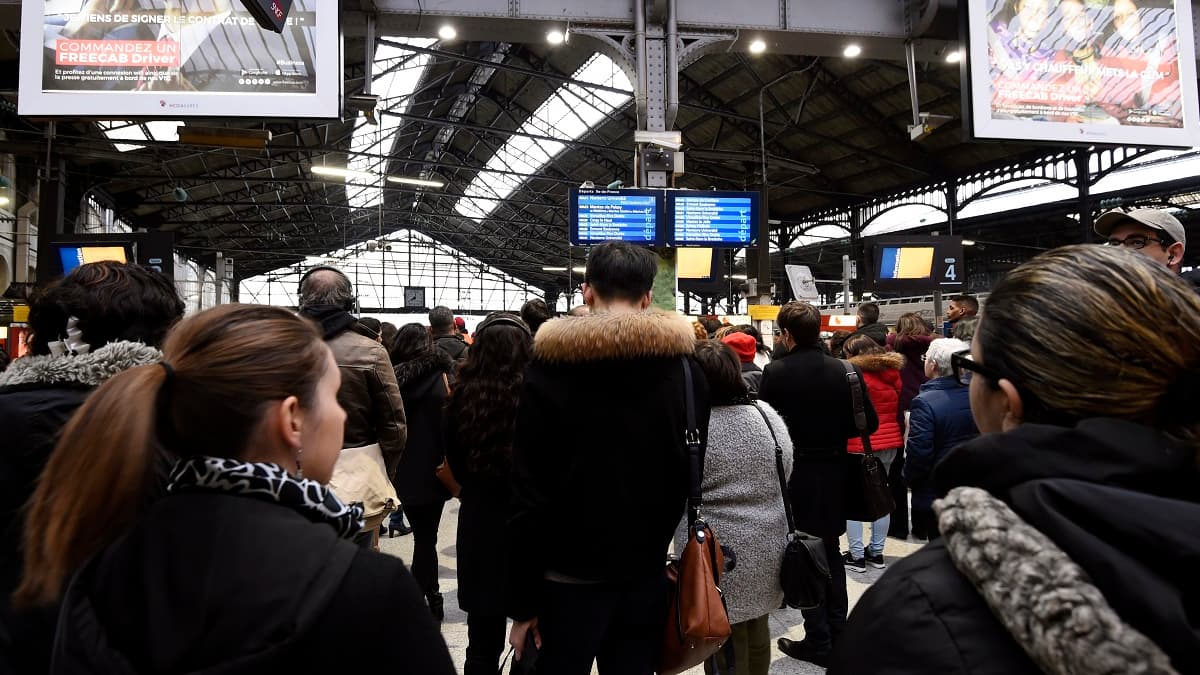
[760,301,878,667]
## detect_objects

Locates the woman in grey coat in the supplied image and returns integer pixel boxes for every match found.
[679,341,794,675]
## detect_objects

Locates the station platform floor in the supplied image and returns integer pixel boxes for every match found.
[379,500,924,674]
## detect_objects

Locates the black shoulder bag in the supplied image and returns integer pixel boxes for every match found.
[750,402,830,610]
[841,361,897,522]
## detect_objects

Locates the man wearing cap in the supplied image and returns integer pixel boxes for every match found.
[454,316,474,345]
[1095,208,1188,276]
[722,332,763,395]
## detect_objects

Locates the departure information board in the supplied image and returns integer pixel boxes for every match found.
[668,191,759,246]
[569,188,664,245]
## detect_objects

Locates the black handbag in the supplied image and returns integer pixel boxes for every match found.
[750,402,830,610]
[841,361,897,522]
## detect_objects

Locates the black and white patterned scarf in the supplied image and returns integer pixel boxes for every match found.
[168,456,365,539]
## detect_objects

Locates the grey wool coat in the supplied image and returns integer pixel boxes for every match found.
[676,401,793,624]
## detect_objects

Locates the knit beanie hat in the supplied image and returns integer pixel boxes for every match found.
[722,332,757,364]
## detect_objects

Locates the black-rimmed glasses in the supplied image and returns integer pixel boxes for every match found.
[1106,235,1168,250]
[950,349,1005,387]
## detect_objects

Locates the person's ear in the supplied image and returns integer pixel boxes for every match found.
[271,395,304,452]
[581,284,595,307]
[1167,242,1185,266]
[996,379,1024,431]
[638,290,652,310]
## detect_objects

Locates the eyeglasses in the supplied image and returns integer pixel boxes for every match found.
[950,349,1006,387]
[1106,235,1167,250]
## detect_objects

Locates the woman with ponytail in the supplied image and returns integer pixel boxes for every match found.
[831,245,1200,675]
[15,304,455,674]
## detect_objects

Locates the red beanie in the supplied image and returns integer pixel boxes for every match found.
[722,332,757,364]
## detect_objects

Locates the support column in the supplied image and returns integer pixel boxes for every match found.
[1075,150,1093,242]
[34,157,66,284]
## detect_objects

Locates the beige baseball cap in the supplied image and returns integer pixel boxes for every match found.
[1094,208,1186,248]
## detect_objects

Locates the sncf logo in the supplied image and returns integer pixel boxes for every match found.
[271,1,283,19]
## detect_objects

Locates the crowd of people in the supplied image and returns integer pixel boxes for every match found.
[0,207,1196,675]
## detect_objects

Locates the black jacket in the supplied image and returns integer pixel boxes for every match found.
[433,334,468,362]
[506,311,710,621]
[853,322,889,347]
[392,351,454,505]
[830,418,1200,674]
[51,492,456,674]
[759,345,877,537]
[0,342,162,674]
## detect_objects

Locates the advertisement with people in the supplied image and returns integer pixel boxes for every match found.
[19,0,339,118]
[968,0,1199,147]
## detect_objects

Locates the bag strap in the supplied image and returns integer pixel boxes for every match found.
[841,360,875,456]
[750,402,796,535]
[682,356,703,525]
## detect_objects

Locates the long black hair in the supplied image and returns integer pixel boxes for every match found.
[446,313,533,475]
[391,322,432,364]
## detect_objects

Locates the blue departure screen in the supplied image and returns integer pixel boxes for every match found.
[669,191,759,246]
[570,189,663,245]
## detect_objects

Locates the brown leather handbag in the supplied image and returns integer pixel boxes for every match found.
[660,358,732,675]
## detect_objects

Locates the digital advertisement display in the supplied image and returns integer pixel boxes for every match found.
[19,0,340,118]
[569,188,664,246]
[57,245,131,274]
[878,246,935,280]
[868,236,964,294]
[967,0,1200,147]
[668,191,759,247]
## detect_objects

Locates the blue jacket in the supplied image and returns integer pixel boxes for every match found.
[903,376,978,511]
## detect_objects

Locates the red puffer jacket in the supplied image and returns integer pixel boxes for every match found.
[847,352,905,453]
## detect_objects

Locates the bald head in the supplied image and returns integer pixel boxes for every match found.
[568,305,591,317]
[299,268,354,311]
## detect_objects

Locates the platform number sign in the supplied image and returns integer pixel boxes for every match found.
[942,256,959,286]
[867,235,965,294]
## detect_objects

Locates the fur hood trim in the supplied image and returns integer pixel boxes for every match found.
[848,352,905,372]
[535,310,696,364]
[0,341,162,388]
[394,350,454,388]
[935,487,1178,675]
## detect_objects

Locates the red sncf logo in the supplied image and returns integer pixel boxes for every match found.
[271,1,283,19]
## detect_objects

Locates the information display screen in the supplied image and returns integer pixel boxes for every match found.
[966,0,1200,147]
[878,246,936,280]
[19,0,339,118]
[569,188,664,246]
[668,191,759,247]
[57,245,131,274]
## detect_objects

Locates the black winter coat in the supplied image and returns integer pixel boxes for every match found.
[444,406,511,615]
[506,311,710,621]
[830,418,1200,674]
[392,351,454,505]
[51,492,456,674]
[433,334,468,362]
[758,345,877,538]
[0,342,162,675]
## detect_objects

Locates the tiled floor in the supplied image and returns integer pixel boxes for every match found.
[379,500,924,674]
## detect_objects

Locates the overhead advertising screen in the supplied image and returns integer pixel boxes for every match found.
[569,188,664,246]
[966,0,1200,147]
[868,236,964,294]
[668,191,759,247]
[878,246,936,280]
[19,0,339,118]
[56,244,132,274]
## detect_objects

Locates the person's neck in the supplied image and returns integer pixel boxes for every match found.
[588,299,645,314]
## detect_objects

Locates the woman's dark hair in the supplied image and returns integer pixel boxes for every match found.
[828,330,854,359]
[380,322,399,361]
[28,261,184,355]
[520,298,552,335]
[844,334,886,357]
[391,322,432,364]
[977,244,1200,445]
[693,341,747,406]
[16,304,329,607]
[446,313,533,475]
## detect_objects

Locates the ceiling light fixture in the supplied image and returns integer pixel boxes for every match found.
[310,166,379,181]
[843,44,862,58]
[437,25,457,40]
[0,196,10,207]
[962,239,977,246]
[547,29,565,45]
[387,176,445,189]
[946,49,963,64]
[541,266,568,272]
[749,39,767,55]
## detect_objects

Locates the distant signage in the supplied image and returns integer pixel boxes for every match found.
[569,188,664,246]
[966,0,1200,147]
[747,304,780,321]
[668,191,759,247]
[868,236,964,294]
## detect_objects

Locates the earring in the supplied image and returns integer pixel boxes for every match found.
[295,446,304,479]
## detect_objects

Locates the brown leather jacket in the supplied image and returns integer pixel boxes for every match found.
[326,329,407,478]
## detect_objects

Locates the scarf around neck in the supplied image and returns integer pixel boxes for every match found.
[167,456,364,539]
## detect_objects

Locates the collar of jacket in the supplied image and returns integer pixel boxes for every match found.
[934,486,1178,675]
[919,375,964,392]
[0,340,161,388]
[934,417,1200,504]
[847,351,905,372]
[394,349,454,387]
[298,305,358,340]
[534,310,696,364]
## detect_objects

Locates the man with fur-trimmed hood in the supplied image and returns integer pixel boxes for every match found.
[505,241,711,674]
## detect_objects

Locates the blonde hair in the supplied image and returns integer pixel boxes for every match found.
[978,245,1200,448]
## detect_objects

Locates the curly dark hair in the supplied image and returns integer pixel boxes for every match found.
[446,313,533,475]
[391,322,431,364]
